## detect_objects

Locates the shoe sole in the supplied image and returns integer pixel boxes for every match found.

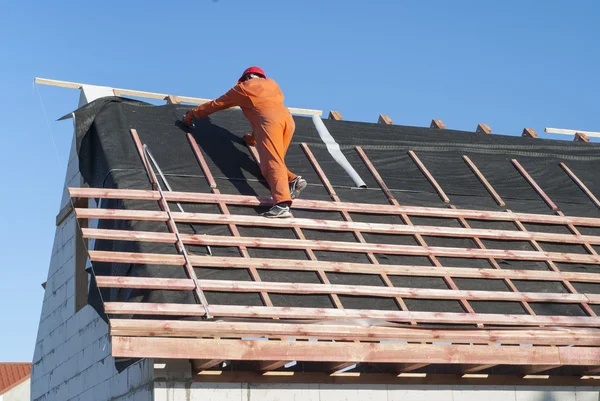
[290,180,308,199]
[263,212,292,218]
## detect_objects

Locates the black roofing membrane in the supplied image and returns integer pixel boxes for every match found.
[71,97,600,322]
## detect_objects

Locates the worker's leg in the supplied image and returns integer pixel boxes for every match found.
[279,116,307,199]
[282,116,297,183]
[254,122,292,205]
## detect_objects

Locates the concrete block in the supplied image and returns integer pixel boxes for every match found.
[67,372,85,400]
[128,361,150,389]
[388,385,455,401]
[51,229,61,257]
[93,381,111,401]
[514,387,577,401]
[66,158,80,185]
[62,218,77,245]
[31,370,50,400]
[453,386,517,401]
[249,383,320,401]
[109,371,129,398]
[77,387,95,401]
[65,314,79,339]
[575,388,600,401]
[318,384,388,401]
[154,382,243,401]
[132,386,153,401]
[79,306,101,327]
[62,237,75,265]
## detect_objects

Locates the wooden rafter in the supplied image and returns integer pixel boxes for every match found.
[511,159,559,211]
[408,150,451,203]
[356,147,475,319]
[560,162,600,209]
[302,143,410,313]
[462,156,505,206]
[129,128,211,316]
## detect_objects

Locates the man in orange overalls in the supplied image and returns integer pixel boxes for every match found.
[183,66,307,218]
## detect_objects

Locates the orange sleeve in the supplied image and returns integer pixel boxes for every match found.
[192,86,245,119]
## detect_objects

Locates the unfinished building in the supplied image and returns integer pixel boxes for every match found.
[31,78,600,400]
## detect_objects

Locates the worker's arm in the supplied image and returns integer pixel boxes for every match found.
[184,86,244,126]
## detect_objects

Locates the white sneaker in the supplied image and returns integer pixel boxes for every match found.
[289,176,307,199]
[261,204,292,218]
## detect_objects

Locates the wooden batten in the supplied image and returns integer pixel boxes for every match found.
[328,111,343,120]
[476,124,492,134]
[574,132,590,142]
[378,114,393,125]
[430,119,446,129]
[522,128,537,138]
[69,187,600,228]
[165,95,181,104]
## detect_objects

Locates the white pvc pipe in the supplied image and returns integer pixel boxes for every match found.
[311,115,367,188]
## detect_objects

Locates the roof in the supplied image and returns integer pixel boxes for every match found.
[67,96,600,384]
[0,363,31,395]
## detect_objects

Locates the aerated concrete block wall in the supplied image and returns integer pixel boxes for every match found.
[30,86,154,401]
[154,382,600,401]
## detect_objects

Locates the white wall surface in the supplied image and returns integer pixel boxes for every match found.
[155,382,600,401]
[0,378,30,401]
[30,85,154,401]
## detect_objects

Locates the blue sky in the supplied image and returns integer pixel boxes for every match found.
[0,0,599,362]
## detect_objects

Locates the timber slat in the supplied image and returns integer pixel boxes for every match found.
[82,228,600,265]
[109,319,600,346]
[74,208,600,247]
[68,187,600,227]
[88,250,600,283]
[103,303,600,327]
[95,276,195,290]
[112,336,581,365]
[95,275,590,304]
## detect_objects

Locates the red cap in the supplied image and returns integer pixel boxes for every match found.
[239,66,266,82]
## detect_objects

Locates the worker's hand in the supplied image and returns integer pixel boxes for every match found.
[243,133,256,146]
[183,111,195,128]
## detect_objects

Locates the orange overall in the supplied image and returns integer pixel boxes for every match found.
[190,78,297,205]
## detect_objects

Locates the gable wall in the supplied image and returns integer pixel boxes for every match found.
[30,86,154,401]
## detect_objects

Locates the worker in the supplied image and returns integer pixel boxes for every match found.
[183,66,307,218]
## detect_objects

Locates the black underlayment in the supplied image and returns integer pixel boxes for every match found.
[70,97,600,318]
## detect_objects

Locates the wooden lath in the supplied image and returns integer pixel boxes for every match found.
[81,228,600,264]
[95,276,595,304]
[33,77,323,116]
[109,319,600,346]
[545,127,600,139]
[103,302,600,327]
[111,336,600,366]
[68,187,600,227]
[88,251,600,283]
